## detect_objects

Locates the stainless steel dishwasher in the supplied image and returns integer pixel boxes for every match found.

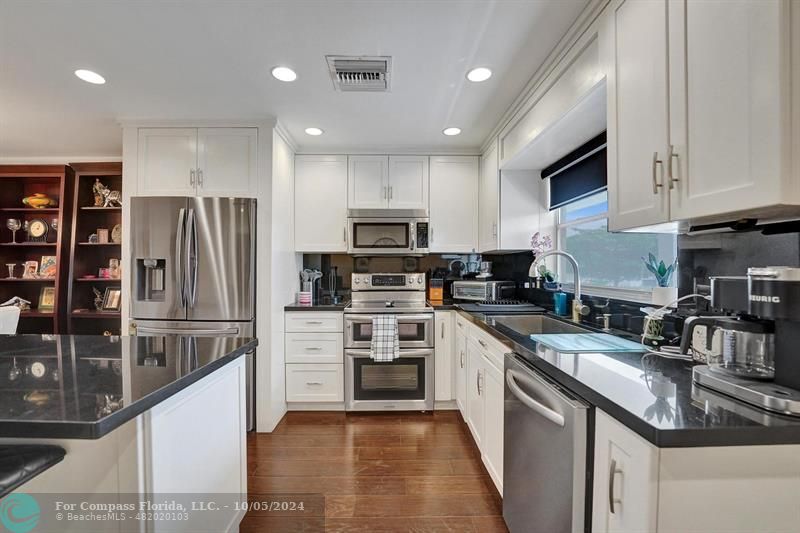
[503,353,592,533]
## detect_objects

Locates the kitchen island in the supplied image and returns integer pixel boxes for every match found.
[0,334,256,533]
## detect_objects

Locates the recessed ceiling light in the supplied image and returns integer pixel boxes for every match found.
[466,67,492,82]
[442,127,461,136]
[74,69,105,85]
[271,66,297,82]
[305,127,323,136]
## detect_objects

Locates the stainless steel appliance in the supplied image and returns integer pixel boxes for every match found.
[344,273,434,411]
[129,197,257,429]
[692,268,800,417]
[680,316,774,377]
[504,353,590,533]
[347,215,429,255]
[452,280,516,302]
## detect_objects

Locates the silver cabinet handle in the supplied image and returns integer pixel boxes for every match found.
[304,346,322,351]
[305,320,323,325]
[457,321,463,329]
[505,369,565,427]
[478,339,488,349]
[430,226,434,243]
[478,371,483,395]
[441,323,445,339]
[476,370,481,395]
[460,350,465,369]
[388,186,393,200]
[492,222,497,238]
[383,186,388,199]
[197,167,204,187]
[609,458,623,514]
[652,151,664,195]
[305,381,323,386]
[189,169,196,187]
[343,226,347,243]
[667,145,679,189]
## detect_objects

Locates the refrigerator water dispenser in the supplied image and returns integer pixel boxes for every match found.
[137,258,166,301]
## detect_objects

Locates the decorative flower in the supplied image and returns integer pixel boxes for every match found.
[530,232,553,256]
[642,253,677,288]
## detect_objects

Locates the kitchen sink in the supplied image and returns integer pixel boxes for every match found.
[490,315,588,335]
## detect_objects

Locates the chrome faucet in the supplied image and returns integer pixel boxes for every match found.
[529,250,591,322]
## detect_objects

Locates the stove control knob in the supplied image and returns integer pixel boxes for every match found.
[417,276,423,284]
[354,277,361,284]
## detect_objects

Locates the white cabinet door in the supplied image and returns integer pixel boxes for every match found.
[294,155,348,252]
[668,0,786,220]
[465,339,485,448]
[454,319,468,416]
[137,128,198,196]
[592,410,659,533]
[429,156,479,253]
[285,363,344,402]
[348,155,389,209]
[479,142,500,252]
[434,311,453,402]
[482,357,504,495]
[196,128,258,197]
[388,155,429,210]
[605,0,671,230]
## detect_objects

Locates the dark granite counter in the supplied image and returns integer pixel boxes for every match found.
[285,301,349,311]
[457,310,800,447]
[0,335,257,439]
[427,300,458,310]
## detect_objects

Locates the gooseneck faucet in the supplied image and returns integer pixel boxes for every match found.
[529,250,590,322]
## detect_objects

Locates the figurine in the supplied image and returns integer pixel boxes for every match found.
[0,296,31,311]
[22,193,58,208]
[93,287,104,311]
[92,179,105,207]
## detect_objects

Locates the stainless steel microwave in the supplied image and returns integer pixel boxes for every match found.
[347,217,430,255]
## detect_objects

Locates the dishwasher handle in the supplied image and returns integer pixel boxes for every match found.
[506,368,565,427]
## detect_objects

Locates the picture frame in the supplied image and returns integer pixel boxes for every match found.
[38,287,55,312]
[102,288,121,311]
[39,255,57,279]
[97,228,109,244]
[22,260,39,279]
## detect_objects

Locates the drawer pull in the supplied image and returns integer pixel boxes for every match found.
[305,381,324,386]
[304,347,322,351]
[305,321,324,325]
[478,339,488,349]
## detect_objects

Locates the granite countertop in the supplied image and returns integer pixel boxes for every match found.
[428,300,458,310]
[285,301,349,311]
[457,310,800,447]
[0,335,257,439]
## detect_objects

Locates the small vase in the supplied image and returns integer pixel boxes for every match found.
[652,286,678,307]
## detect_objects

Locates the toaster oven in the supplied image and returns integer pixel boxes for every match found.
[452,280,516,301]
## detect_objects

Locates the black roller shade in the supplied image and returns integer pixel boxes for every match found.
[542,131,607,210]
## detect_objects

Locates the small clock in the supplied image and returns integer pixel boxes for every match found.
[27,219,48,242]
[30,361,46,378]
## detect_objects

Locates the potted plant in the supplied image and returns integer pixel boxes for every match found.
[642,253,678,306]
[530,232,556,289]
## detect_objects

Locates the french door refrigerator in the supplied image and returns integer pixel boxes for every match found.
[130,197,256,429]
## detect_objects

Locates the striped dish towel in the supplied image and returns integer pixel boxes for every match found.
[370,314,400,362]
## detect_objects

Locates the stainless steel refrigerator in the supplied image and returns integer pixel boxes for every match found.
[130,197,256,430]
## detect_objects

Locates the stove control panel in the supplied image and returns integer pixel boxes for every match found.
[352,273,426,291]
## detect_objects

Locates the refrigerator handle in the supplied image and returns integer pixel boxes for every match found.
[175,208,187,308]
[187,208,199,307]
[137,325,240,335]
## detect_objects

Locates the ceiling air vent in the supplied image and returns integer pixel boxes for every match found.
[326,56,392,92]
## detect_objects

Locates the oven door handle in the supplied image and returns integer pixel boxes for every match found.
[345,314,434,322]
[346,349,433,358]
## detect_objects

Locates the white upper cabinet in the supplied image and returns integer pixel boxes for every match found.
[136,127,258,198]
[479,142,500,252]
[294,155,348,252]
[429,156,479,253]
[137,128,198,196]
[388,156,429,210]
[196,128,257,197]
[604,0,671,231]
[668,0,787,220]
[604,0,800,230]
[348,155,389,209]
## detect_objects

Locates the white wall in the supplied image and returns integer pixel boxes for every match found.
[258,127,299,431]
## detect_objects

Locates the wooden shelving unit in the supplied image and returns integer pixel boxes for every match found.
[66,162,122,335]
[0,165,75,333]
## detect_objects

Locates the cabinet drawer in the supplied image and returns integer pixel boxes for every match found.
[455,313,470,333]
[285,333,343,364]
[469,326,509,371]
[285,312,343,333]
[285,364,344,402]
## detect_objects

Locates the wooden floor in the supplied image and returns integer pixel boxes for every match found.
[241,411,508,533]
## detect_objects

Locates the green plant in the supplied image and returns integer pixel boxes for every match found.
[537,264,555,283]
[642,253,676,288]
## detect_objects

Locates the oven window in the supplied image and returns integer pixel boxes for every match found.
[353,357,426,400]
[351,321,427,343]
[353,222,409,249]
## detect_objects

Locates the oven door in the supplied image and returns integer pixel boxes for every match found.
[345,314,434,349]
[345,349,434,411]
[347,218,416,255]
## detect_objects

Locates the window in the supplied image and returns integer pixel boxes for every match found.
[551,191,677,300]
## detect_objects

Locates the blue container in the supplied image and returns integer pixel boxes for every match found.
[553,292,568,316]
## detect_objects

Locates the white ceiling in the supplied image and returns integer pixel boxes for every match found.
[0,0,588,157]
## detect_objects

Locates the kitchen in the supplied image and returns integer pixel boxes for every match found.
[1,0,800,532]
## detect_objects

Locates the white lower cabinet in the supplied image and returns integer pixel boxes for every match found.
[285,312,344,406]
[434,311,454,401]
[465,338,485,449]
[285,364,344,402]
[593,409,800,532]
[481,359,504,494]
[454,315,469,415]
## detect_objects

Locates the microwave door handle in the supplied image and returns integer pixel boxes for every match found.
[175,208,187,308]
